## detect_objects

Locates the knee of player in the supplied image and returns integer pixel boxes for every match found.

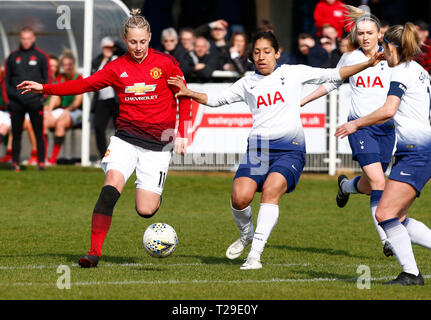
[136,203,160,218]
[231,193,253,210]
[261,183,285,201]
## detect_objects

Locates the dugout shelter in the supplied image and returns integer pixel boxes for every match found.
[0,0,129,165]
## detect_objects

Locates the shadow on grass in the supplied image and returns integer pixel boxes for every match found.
[269,244,371,260]
[0,163,25,171]
[175,254,240,266]
[0,253,141,265]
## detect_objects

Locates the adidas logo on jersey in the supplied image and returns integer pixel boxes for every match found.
[120,72,129,78]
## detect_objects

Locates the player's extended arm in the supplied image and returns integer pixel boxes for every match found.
[17,68,112,96]
[339,51,384,79]
[335,95,400,139]
[301,85,329,107]
[167,76,208,104]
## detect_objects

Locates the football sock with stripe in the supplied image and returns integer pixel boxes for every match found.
[370,190,388,245]
[248,203,279,260]
[90,185,121,257]
[380,218,419,276]
[231,201,253,240]
[341,175,361,194]
[402,218,431,250]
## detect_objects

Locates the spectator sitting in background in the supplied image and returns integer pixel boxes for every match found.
[414,20,431,74]
[194,19,231,70]
[227,31,254,75]
[313,0,346,39]
[288,33,328,67]
[179,28,196,53]
[210,22,231,70]
[161,27,194,78]
[190,36,219,82]
[378,20,390,44]
[48,54,60,83]
[338,32,354,55]
[44,50,83,165]
[321,24,342,67]
[320,36,333,55]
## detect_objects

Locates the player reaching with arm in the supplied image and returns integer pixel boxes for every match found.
[301,6,395,257]
[168,31,383,270]
[336,23,431,285]
[17,9,191,268]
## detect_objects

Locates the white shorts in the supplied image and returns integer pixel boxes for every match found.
[0,111,11,127]
[49,108,82,125]
[101,136,171,195]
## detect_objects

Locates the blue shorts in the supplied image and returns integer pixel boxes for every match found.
[389,152,431,197]
[234,149,305,193]
[348,122,395,171]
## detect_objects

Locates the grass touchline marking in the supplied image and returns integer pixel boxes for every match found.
[5,275,431,287]
[0,262,396,270]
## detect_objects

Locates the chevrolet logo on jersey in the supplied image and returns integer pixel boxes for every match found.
[125,83,157,95]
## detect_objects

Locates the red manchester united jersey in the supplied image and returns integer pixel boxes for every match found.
[42,48,191,151]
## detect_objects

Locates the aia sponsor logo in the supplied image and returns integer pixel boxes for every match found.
[256,91,285,108]
[356,76,383,88]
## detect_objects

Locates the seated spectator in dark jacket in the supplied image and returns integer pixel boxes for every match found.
[194,19,231,70]
[179,28,196,53]
[189,36,219,82]
[287,33,328,67]
[320,24,342,68]
[227,32,254,74]
[160,27,194,78]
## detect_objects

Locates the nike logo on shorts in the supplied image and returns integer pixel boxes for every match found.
[400,171,411,176]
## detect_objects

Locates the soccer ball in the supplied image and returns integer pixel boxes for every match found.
[143,222,178,258]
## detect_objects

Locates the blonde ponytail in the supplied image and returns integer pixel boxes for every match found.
[122,8,151,37]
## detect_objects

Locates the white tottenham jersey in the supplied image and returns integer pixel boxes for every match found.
[387,60,431,154]
[324,47,391,120]
[206,64,341,152]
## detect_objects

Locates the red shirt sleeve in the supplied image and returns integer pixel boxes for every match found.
[167,59,191,138]
[42,66,114,96]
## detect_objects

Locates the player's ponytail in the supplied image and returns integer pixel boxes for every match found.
[384,23,422,63]
[122,8,151,37]
[401,22,423,62]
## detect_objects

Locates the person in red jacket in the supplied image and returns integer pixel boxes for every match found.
[313,0,347,39]
[17,9,191,268]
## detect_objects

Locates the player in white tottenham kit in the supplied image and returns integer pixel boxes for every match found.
[168,31,383,270]
[336,23,431,286]
[301,6,394,257]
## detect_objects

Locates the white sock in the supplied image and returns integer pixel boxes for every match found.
[231,201,253,240]
[403,218,431,250]
[380,218,419,276]
[248,203,279,260]
[370,190,387,244]
[341,176,361,194]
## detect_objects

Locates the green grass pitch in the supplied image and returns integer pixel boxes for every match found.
[0,165,430,300]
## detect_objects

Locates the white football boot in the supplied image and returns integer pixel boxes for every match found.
[226,217,254,260]
[240,256,262,270]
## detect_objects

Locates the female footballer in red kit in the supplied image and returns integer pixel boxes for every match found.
[17,9,191,267]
